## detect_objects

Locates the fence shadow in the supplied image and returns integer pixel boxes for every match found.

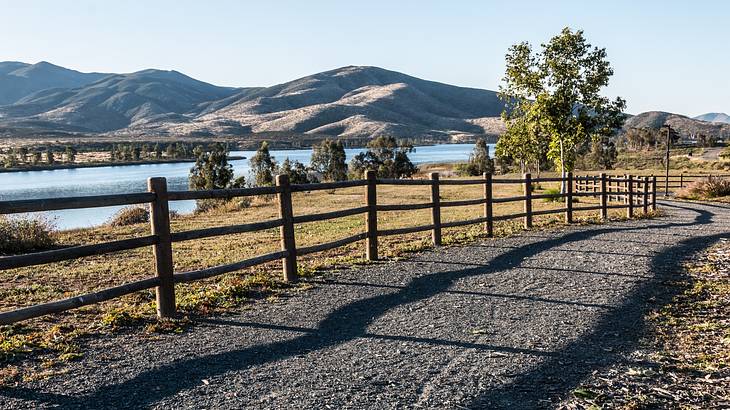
[0,202,722,409]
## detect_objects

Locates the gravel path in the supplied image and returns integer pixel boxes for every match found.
[2,200,729,409]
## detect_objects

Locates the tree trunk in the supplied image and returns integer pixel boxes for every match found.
[559,139,566,193]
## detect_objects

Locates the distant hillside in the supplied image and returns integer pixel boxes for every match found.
[141,66,507,139]
[623,111,730,137]
[0,63,506,140]
[694,112,730,124]
[0,69,240,132]
[0,61,109,105]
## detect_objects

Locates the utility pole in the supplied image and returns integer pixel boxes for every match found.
[664,124,671,197]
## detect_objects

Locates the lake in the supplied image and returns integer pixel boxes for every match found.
[0,143,494,230]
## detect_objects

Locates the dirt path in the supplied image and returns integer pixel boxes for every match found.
[698,147,723,161]
[1,200,728,409]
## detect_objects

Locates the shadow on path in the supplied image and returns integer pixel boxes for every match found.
[1,202,724,409]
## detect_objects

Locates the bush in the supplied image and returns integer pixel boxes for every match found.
[108,206,149,227]
[0,216,56,255]
[677,176,730,199]
[194,197,252,214]
[542,187,562,203]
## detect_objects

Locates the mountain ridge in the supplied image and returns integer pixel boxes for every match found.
[0,63,506,139]
[694,112,730,124]
[1,61,727,141]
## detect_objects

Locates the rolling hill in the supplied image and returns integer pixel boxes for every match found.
[694,112,730,124]
[0,61,110,105]
[0,63,506,140]
[623,111,730,137]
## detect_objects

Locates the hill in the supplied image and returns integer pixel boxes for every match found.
[0,61,109,105]
[0,63,506,140]
[623,111,730,137]
[694,112,730,124]
[0,69,240,132]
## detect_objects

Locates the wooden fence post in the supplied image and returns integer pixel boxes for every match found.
[600,173,608,220]
[624,174,629,205]
[593,175,598,198]
[680,172,684,189]
[652,175,657,211]
[148,177,176,318]
[643,176,649,214]
[276,174,297,282]
[484,172,493,237]
[565,172,573,224]
[365,170,378,261]
[627,175,634,218]
[523,173,532,229]
[430,172,441,246]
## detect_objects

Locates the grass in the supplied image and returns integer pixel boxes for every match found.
[0,171,653,385]
[676,176,730,200]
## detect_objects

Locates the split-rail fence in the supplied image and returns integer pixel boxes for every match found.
[0,171,657,325]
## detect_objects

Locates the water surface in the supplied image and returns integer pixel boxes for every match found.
[0,143,494,230]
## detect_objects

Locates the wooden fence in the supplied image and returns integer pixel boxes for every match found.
[577,172,730,195]
[0,171,656,325]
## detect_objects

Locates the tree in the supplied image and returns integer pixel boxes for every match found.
[249,141,277,187]
[500,27,626,190]
[64,145,77,163]
[110,145,117,161]
[121,145,132,161]
[348,136,417,179]
[31,151,42,165]
[310,139,348,181]
[188,142,240,190]
[165,144,175,158]
[175,142,189,158]
[17,147,28,164]
[278,158,312,184]
[132,145,141,161]
[458,139,495,176]
[154,143,162,159]
[46,149,55,165]
[3,150,17,168]
[586,137,618,170]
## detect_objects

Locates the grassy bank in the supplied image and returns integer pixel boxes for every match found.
[0,172,649,385]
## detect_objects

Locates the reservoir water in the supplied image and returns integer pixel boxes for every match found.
[0,143,494,230]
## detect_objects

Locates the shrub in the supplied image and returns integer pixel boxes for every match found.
[108,206,149,226]
[194,197,252,214]
[0,216,56,255]
[677,176,730,199]
[348,136,417,179]
[457,139,495,176]
[542,187,563,203]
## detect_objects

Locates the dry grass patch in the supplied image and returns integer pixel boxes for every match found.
[0,173,655,385]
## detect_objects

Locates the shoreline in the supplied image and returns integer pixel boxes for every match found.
[0,156,246,173]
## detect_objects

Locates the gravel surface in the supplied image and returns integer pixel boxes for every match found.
[1,200,728,409]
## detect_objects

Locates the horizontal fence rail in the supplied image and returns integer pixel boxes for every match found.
[0,170,659,325]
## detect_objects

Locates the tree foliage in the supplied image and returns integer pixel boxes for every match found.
[278,158,313,184]
[310,139,348,181]
[188,142,243,190]
[249,141,277,187]
[458,138,495,176]
[586,137,618,170]
[499,27,626,182]
[349,136,417,179]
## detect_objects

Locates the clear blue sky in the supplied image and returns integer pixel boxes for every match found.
[2,0,728,116]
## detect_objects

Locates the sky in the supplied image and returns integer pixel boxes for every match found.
[1,0,728,116]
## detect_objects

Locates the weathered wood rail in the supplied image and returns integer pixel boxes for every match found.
[0,171,656,325]
[576,172,730,197]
